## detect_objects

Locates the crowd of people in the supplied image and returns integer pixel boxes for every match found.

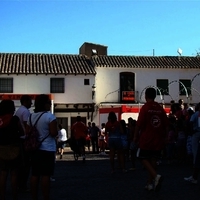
[1,88,200,199]
[70,88,200,192]
[0,94,58,200]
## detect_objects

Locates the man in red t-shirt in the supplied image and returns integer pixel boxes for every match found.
[71,116,88,162]
[134,87,168,191]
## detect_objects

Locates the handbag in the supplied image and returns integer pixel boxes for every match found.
[0,145,20,160]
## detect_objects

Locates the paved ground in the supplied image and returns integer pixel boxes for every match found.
[5,147,200,200]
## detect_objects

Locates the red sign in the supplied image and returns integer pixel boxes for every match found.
[0,94,53,100]
[122,91,135,101]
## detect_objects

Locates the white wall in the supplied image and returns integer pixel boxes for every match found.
[91,67,200,125]
[95,67,200,105]
[1,74,96,129]
[9,74,95,103]
[121,113,138,122]
[2,67,200,127]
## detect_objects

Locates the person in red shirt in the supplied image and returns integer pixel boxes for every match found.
[134,87,168,191]
[71,116,88,162]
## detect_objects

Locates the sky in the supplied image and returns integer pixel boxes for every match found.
[0,0,200,56]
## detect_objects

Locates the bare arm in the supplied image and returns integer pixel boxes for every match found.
[49,119,58,137]
[23,121,27,129]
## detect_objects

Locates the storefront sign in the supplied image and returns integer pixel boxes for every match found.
[0,94,53,100]
[122,91,134,101]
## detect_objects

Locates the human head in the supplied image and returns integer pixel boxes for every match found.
[128,117,136,126]
[20,95,32,109]
[187,106,194,112]
[120,119,126,128]
[108,111,117,123]
[88,122,91,126]
[178,99,184,105]
[145,87,156,100]
[34,94,51,113]
[187,109,194,116]
[58,124,63,130]
[101,123,105,128]
[128,117,134,123]
[76,116,81,121]
[170,100,175,105]
[92,122,96,127]
[0,99,15,115]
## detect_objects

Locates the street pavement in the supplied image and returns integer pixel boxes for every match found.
[6,148,200,200]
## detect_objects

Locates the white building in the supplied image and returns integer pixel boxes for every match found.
[92,55,200,125]
[1,43,200,136]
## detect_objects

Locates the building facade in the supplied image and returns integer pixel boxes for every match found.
[1,43,200,135]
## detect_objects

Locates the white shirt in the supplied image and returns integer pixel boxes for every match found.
[58,128,67,142]
[15,105,30,138]
[99,127,105,140]
[27,112,57,152]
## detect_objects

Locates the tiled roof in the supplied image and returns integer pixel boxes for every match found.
[1,53,200,76]
[0,53,96,75]
[91,55,200,69]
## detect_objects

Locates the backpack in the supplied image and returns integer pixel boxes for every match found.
[24,112,48,152]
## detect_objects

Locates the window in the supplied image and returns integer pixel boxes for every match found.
[120,72,135,103]
[50,78,64,93]
[179,79,191,96]
[84,79,90,85]
[156,79,169,95]
[0,78,13,93]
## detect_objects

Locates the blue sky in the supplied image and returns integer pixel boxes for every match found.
[0,0,200,56]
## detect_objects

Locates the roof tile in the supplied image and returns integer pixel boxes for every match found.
[91,55,200,69]
[0,53,200,75]
[0,53,96,75]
